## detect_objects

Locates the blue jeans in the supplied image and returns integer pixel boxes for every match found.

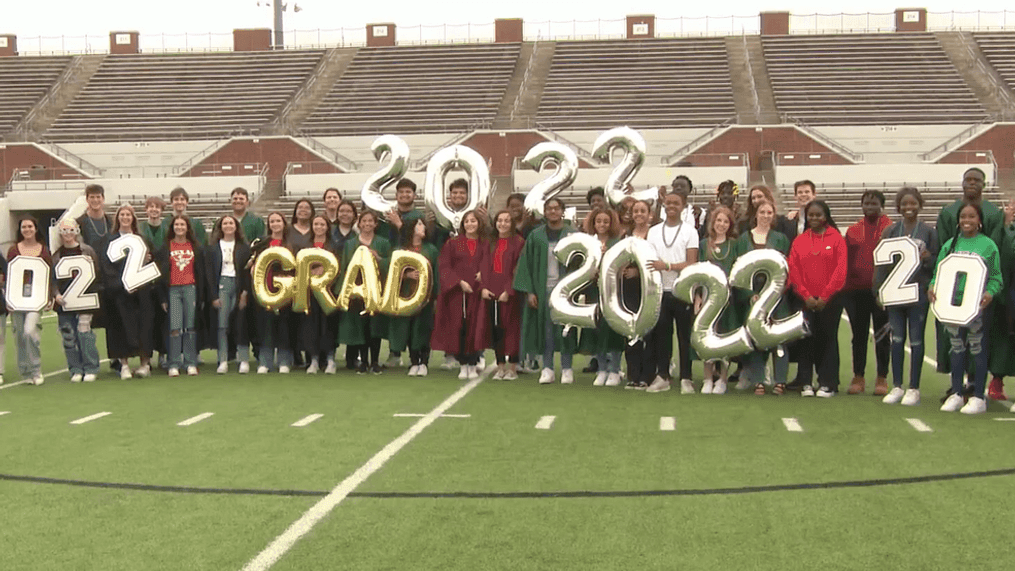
[216,276,249,364]
[945,306,991,398]
[58,313,100,376]
[745,348,789,386]
[168,284,197,369]
[543,311,573,371]
[595,351,621,374]
[887,302,928,390]
[11,311,41,380]
[259,310,294,370]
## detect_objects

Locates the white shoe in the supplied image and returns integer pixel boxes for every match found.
[605,372,622,387]
[70,373,83,383]
[458,366,469,380]
[492,369,505,380]
[801,385,815,397]
[816,386,835,398]
[882,387,905,404]
[538,368,555,384]
[503,369,518,380]
[940,393,965,412]
[647,377,671,393]
[217,362,229,375]
[408,365,420,377]
[135,365,151,378]
[701,379,713,394]
[83,374,97,383]
[238,361,250,374]
[468,366,480,380]
[478,356,486,370]
[901,389,920,406]
[960,396,987,415]
[306,360,319,374]
[33,375,44,386]
[120,367,133,380]
[187,366,199,376]
[0,374,4,385]
[385,355,402,368]
[593,371,608,386]
[680,379,695,394]
[561,369,574,384]
[324,360,336,374]
[279,366,290,374]
[713,379,727,395]
[735,377,751,391]
[417,364,428,377]
[1010,401,1015,413]
[168,368,180,377]
[257,365,269,375]
[441,356,459,370]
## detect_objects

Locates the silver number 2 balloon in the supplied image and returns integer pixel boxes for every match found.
[672,262,753,361]
[549,233,603,335]
[591,127,659,209]
[522,142,578,219]
[361,135,410,216]
[423,145,491,231]
[598,236,663,344]
[727,249,807,351]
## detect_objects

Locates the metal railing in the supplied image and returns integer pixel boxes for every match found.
[293,134,359,172]
[660,118,734,166]
[40,142,104,176]
[15,56,84,138]
[782,115,865,163]
[533,122,605,166]
[918,119,994,162]
[742,34,762,122]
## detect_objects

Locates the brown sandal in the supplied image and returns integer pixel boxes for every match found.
[754,383,766,395]
[773,383,785,396]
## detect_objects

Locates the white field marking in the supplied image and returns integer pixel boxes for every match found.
[534,415,556,430]
[177,412,215,427]
[782,418,804,432]
[0,381,30,391]
[0,358,112,391]
[392,413,471,418]
[659,416,676,431]
[241,368,490,571]
[995,418,1015,422]
[0,411,10,417]
[291,414,324,427]
[70,412,111,425]
[904,418,934,433]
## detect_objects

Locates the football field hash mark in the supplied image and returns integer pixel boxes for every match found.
[782,418,804,432]
[659,417,675,431]
[291,414,324,427]
[535,416,556,430]
[70,412,111,425]
[392,413,471,418]
[905,418,933,432]
[0,411,10,417]
[177,413,214,427]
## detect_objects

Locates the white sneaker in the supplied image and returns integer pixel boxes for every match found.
[120,367,133,380]
[680,379,695,394]
[408,365,420,377]
[238,361,250,374]
[561,369,574,384]
[736,377,751,391]
[503,369,518,380]
[70,373,83,383]
[882,387,905,404]
[33,375,44,386]
[324,360,336,374]
[385,355,402,368]
[417,365,428,377]
[135,365,151,378]
[187,366,199,376]
[960,396,987,415]
[458,366,469,380]
[441,356,459,370]
[538,368,555,384]
[306,360,319,374]
[801,385,815,397]
[701,379,713,394]
[168,368,180,377]
[83,374,97,383]
[257,365,269,375]
[901,389,920,406]
[940,394,965,412]
[217,362,228,375]
[1010,401,1015,413]
[279,366,290,374]
[647,377,671,393]
[593,371,608,386]
[478,356,486,370]
[816,386,835,398]
[468,366,480,380]
[713,379,727,395]
[605,372,622,387]
[0,374,4,385]
[492,369,505,380]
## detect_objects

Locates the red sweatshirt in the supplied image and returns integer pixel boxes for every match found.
[788,226,848,302]
[844,215,892,291]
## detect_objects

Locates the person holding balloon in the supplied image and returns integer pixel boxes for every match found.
[694,206,742,394]
[337,210,391,375]
[51,218,102,383]
[622,200,655,390]
[388,218,439,377]
[580,208,626,387]
[253,212,297,374]
[206,214,251,374]
[6,216,51,386]
[297,215,341,375]
[332,199,360,370]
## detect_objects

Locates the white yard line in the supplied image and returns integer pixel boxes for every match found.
[659,416,675,431]
[994,418,1015,422]
[177,413,215,427]
[782,417,804,432]
[0,381,31,391]
[240,369,489,571]
[0,358,112,391]
[291,414,324,427]
[0,411,10,417]
[904,418,934,433]
[534,415,556,430]
[392,413,471,418]
[70,412,111,425]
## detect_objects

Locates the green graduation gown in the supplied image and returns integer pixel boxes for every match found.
[577,236,626,355]
[337,235,392,345]
[239,212,265,243]
[512,224,579,356]
[386,242,439,353]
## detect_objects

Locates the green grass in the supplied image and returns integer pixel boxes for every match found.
[1,314,1014,570]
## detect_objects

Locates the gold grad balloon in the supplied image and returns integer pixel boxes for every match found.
[379,250,432,317]
[337,245,383,315]
[292,247,340,315]
[252,247,297,312]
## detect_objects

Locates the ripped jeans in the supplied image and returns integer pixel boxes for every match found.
[945,307,991,399]
[58,312,100,376]
[887,302,928,390]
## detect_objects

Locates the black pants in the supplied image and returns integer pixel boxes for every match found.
[797,295,844,390]
[409,347,431,367]
[650,292,692,381]
[488,301,518,364]
[843,289,890,378]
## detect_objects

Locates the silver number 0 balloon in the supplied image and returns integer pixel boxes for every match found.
[521,142,578,219]
[598,237,663,344]
[591,127,659,209]
[931,252,988,326]
[728,249,807,351]
[423,145,491,231]
[361,135,410,216]
[673,262,753,361]
[549,233,603,335]
[873,237,920,307]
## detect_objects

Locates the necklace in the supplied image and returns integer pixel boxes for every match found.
[87,214,107,238]
[809,229,827,255]
[661,221,683,248]
[711,240,731,261]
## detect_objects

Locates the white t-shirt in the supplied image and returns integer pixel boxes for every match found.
[220,239,236,277]
[647,219,698,291]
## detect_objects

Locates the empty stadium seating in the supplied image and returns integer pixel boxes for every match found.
[300,43,520,136]
[536,39,737,130]
[763,34,988,125]
[974,32,1015,92]
[0,56,71,136]
[44,50,324,142]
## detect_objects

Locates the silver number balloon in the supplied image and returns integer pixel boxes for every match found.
[5,257,51,312]
[549,233,602,335]
[106,233,161,293]
[522,142,578,219]
[931,253,988,327]
[598,237,663,344]
[728,249,807,351]
[873,237,920,307]
[53,255,100,311]
[361,135,410,216]
[591,127,659,208]
[423,145,491,231]
[673,262,752,361]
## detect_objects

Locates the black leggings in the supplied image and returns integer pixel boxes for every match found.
[489,301,518,364]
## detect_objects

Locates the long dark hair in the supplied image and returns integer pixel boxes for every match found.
[265,211,290,242]
[310,214,332,244]
[399,217,428,248]
[290,199,315,227]
[947,200,985,255]
[458,210,489,238]
[16,215,40,243]
[804,199,838,231]
[211,214,248,246]
[165,214,198,247]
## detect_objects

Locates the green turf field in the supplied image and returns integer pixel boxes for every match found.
[2,313,1014,571]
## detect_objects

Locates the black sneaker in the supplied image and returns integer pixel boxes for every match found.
[371,364,383,375]
[624,380,638,390]
[356,363,367,375]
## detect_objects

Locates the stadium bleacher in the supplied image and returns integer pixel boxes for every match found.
[763,33,989,125]
[44,50,325,142]
[973,32,1015,92]
[300,43,521,136]
[0,56,71,137]
[536,39,737,130]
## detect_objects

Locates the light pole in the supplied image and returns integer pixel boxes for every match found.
[273,0,283,49]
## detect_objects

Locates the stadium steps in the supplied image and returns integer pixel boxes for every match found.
[492,41,555,129]
[273,47,360,134]
[741,36,780,125]
[935,31,1015,120]
[252,179,285,216]
[18,54,105,140]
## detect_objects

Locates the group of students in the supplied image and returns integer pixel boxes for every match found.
[2,169,1014,416]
